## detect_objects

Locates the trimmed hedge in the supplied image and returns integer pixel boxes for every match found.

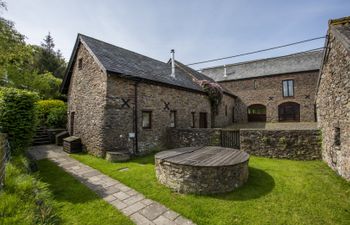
[0,87,39,153]
[36,100,67,128]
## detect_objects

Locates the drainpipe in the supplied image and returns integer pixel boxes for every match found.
[133,82,139,154]
[170,49,175,78]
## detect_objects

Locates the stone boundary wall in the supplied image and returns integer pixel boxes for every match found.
[168,128,322,160]
[240,129,322,160]
[166,128,221,148]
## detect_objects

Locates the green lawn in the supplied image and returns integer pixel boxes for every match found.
[36,160,133,225]
[71,153,350,225]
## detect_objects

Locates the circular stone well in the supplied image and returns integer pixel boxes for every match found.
[155,146,249,194]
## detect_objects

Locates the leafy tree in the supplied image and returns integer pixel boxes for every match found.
[0,4,34,85]
[0,2,64,99]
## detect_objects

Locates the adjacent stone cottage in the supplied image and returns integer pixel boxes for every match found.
[316,17,350,181]
[202,51,323,123]
[60,34,235,157]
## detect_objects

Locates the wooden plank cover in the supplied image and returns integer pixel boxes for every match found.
[155,146,249,167]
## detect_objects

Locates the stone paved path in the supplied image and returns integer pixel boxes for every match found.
[28,145,195,225]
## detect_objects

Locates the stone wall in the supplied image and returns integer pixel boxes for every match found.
[316,26,350,180]
[240,129,322,160]
[104,76,235,154]
[166,128,221,149]
[67,44,107,157]
[155,156,249,194]
[219,71,319,123]
[214,94,235,128]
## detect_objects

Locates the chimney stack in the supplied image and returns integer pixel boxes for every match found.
[223,65,227,77]
[170,49,175,78]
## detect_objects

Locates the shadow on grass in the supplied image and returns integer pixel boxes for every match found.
[212,167,275,201]
[37,159,101,204]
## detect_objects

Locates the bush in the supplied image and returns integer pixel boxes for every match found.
[36,99,67,128]
[0,87,39,154]
[46,106,67,128]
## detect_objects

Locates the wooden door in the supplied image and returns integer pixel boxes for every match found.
[199,112,208,128]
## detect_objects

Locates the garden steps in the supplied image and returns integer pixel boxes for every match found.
[32,127,51,146]
[28,145,196,225]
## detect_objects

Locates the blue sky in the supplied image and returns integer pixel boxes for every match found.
[4,0,350,69]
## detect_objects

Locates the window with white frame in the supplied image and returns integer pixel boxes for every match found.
[283,80,294,97]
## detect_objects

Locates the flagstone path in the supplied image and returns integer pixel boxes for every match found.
[28,145,195,225]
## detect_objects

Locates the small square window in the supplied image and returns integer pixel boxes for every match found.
[191,112,195,128]
[170,111,176,128]
[142,111,152,129]
[78,58,83,70]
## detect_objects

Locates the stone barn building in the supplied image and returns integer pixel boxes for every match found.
[316,17,350,181]
[60,34,236,157]
[202,51,323,123]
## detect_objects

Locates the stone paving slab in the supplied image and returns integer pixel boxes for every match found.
[28,145,195,225]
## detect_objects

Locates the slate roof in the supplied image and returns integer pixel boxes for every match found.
[61,34,233,96]
[201,50,323,82]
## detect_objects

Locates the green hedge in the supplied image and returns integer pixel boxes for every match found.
[0,87,39,153]
[36,100,67,128]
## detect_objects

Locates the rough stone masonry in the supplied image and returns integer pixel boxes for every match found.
[316,17,350,181]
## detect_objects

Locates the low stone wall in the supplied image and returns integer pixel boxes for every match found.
[166,128,221,148]
[240,129,322,160]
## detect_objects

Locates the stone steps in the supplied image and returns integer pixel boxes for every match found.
[32,127,51,146]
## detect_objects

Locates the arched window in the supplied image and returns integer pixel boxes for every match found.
[247,104,266,122]
[278,102,300,122]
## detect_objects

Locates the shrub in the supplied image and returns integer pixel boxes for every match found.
[0,156,59,225]
[46,105,67,128]
[36,99,67,128]
[0,87,39,154]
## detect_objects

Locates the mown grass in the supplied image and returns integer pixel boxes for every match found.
[72,153,350,225]
[36,160,133,225]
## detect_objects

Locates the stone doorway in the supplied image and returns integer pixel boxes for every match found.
[247,104,266,122]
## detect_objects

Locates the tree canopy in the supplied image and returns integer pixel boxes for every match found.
[0,1,66,99]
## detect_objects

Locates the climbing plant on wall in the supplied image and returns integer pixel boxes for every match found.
[196,80,223,114]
